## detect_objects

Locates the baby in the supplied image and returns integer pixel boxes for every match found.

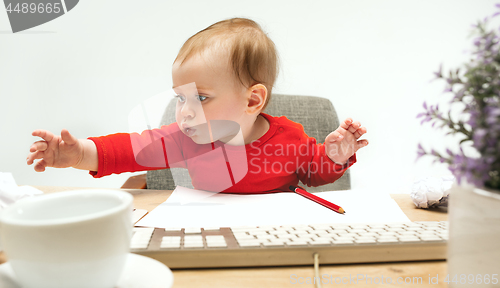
[27,18,368,193]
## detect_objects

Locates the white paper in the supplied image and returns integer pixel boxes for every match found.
[0,172,43,210]
[136,186,411,228]
[411,176,453,208]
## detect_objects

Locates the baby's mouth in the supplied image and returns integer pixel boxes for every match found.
[184,127,196,137]
[181,122,197,136]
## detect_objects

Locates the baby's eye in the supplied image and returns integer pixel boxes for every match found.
[197,95,208,102]
[174,95,186,103]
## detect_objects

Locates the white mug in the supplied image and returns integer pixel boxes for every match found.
[0,189,133,288]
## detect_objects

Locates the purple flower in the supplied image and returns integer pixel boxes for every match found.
[473,129,487,149]
[416,143,426,160]
[433,64,443,78]
[417,4,500,189]
[416,112,425,119]
[474,37,481,46]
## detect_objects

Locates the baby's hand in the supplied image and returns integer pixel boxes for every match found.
[325,118,368,165]
[27,129,84,172]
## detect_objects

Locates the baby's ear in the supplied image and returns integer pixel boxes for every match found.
[246,84,267,114]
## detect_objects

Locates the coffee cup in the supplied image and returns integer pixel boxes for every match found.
[0,189,133,288]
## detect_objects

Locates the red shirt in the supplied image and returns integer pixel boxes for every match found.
[88,113,356,193]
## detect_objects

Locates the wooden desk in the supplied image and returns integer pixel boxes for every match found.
[1,187,448,288]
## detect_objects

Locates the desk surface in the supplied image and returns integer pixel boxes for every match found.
[1,187,448,288]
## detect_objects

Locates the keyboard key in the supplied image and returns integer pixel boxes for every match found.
[355,239,377,244]
[405,227,422,231]
[315,231,332,237]
[255,234,276,240]
[162,236,181,242]
[203,227,221,231]
[310,239,331,246]
[378,232,397,237]
[398,231,417,236]
[405,223,424,228]
[420,236,443,242]
[386,227,405,233]
[386,223,406,228]
[133,227,155,233]
[287,240,309,246]
[337,234,356,239]
[355,236,375,241]
[368,224,387,229]
[359,231,375,235]
[131,228,154,249]
[377,238,399,243]
[206,235,225,241]
[207,242,228,248]
[184,235,203,243]
[331,225,350,230]
[399,237,421,243]
[230,226,255,232]
[164,227,182,232]
[332,239,354,245]
[270,231,290,237]
[349,224,369,229]
[263,241,285,247]
[206,236,228,248]
[238,241,262,247]
[310,224,333,230]
[160,241,181,249]
[184,242,205,248]
[350,229,367,234]
[421,222,441,227]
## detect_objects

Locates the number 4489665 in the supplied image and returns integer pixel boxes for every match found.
[444,274,498,285]
[5,3,62,14]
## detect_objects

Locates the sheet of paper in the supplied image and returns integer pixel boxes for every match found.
[136,186,411,228]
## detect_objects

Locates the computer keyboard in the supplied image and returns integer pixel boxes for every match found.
[130,221,448,269]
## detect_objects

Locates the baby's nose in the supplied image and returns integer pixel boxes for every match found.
[181,102,196,118]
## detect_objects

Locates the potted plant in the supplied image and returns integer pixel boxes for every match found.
[417,5,500,287]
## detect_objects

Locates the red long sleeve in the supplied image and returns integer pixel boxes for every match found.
[88,123,186,178]
[88,113,356,193]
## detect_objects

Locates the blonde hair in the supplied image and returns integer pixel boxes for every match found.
[174,18,279,110]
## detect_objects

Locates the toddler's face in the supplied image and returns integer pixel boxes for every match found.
[172,51,248,144]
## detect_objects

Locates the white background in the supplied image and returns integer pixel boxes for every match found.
[0,0,497,193]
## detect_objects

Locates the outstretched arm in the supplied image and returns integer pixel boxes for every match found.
[27,129,98,172]
[324,118,368,165]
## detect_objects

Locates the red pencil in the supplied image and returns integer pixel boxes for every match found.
[289,186,345,214]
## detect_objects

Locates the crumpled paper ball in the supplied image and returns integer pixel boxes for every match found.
[410,175,455,208]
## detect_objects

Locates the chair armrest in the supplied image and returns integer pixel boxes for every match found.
[121,173,147,189]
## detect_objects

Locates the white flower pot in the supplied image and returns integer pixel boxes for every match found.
[448,184,500,287]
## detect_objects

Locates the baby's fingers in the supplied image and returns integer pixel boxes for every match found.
[61,129,78,145]
[26,150,45,165]
[354,127,367,139]
[33,159,48,172]
[347,121,362,134]
[32,129,55,142]
[357,139,369,149]
[30,140,48,153]
[339,118,353,130]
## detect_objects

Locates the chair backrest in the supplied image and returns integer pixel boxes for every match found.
[146,94,351,192]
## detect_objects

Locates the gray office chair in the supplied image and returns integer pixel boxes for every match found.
[144,94,351,192]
